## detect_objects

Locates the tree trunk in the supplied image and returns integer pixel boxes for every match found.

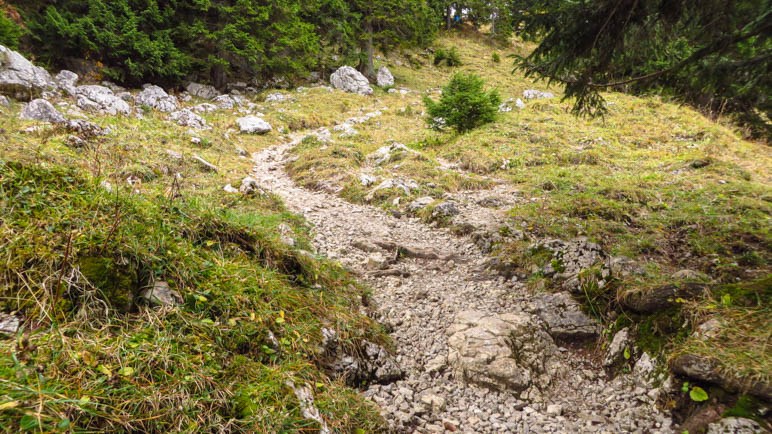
[446,4,452,30]
[358,21,376,79]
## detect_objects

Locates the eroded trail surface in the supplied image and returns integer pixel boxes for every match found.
[250,137,673,433]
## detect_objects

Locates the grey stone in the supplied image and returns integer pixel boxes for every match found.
[138,281,182,307]
[55,70,79,96]
[213,94,243,109]
[671,354,772,399]
[376,66,395,87]
[0,95,8,107]
[330,66,373,95]
[605,255,645,278]
[707,417,763,434]
[191,103,219,113]
[0,313,20,336]
[499,98,525,112]
[603,327,630,368]
[136,85,178,112]
[407,196,434,213]
[65,119,110,137]
[431,201,459,220]
[286,380,331,434]
[186,82,219,100]
[365,178,419,201]
[20,99,66,123]
[265,92,289,102]
[672,269,710,281]
[523,89,555,100]
[76,85,131,115]
[168,109,208,129]
[239,176,263,195]
[529,292,600,340]
[546,404,563,416]
[419,393,446,413]
[360,173,377,187]
[321,330,403,386]
[0,44,54,100]
[634,352,656,379]
[447,310,557,394]
[236,115,272,134]
[369,143,414,166]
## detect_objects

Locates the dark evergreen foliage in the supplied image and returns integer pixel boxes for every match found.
[424,72,500,133]
[7,0,435,88]
[509,0,771,134]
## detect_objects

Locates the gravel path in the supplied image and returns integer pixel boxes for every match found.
[249,135,673,433]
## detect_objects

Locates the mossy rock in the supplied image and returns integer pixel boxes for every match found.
[78,256,140,313]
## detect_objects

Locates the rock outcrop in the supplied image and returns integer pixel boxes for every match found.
[529,292,600,341]
[168,109,208,129]
[447,310,558,395]
[76,85,131,115]
[376,66,395,87]
[20,99,66,123]
[330,66,373,95]
[136,85,178,112]
[236,116,272,134]
[0,45,54,100]
[186,82,219,100]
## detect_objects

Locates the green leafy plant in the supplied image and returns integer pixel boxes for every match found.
[689,386,709,402]
[424,72,501,133]
[682,382,709,402]
[492,52,501,63]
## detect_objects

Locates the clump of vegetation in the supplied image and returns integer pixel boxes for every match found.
[424,72,500,133]
[9,0,434,87]
[0,160,386,432]
[491,52,501,63]
[433,47,462,67]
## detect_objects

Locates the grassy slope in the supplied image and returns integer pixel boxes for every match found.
[0,95,388,431]
[0,28,769,430]
[285,31,771,405]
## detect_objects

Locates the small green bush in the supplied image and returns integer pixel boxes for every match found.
[424,73,501,133]
[433,47,461,67]
[492,52,501,63]
[0,11,23,49]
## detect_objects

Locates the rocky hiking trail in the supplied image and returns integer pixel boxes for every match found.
[249,130,673,433]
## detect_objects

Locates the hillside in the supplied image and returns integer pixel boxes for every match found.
[1,30,770,434]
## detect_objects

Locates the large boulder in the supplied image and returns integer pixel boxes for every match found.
[136,85,178,112]
[55,70,79,96]
[20,99,66,124]
[330,66,373,95]
[236,115,272,134]
[0,45,54,100]
[168,109,208,129]
[447,310,558,394]
[76,85,131,115]
[529,292,600,341]
[213,94,243,110]
[376,66,394,87]
[185,82,219,100]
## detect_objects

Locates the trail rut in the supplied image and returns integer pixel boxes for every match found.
[249,135,672,433]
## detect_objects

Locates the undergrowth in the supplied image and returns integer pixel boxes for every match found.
[0,161,386,432]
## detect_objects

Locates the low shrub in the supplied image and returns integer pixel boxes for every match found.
[424,72,500,133]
